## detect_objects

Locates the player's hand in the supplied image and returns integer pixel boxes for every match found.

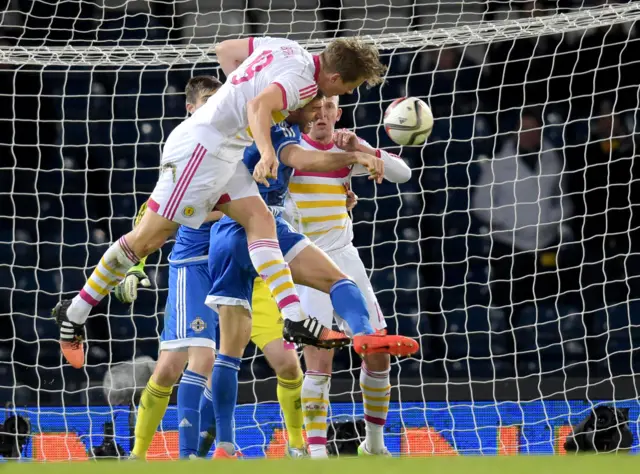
[333,129,360,152]
[355,152,384,184]
[346,189,358,211]
[253,149,279,187]
[114,266,151,304]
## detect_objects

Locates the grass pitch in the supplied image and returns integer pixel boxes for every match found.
[2,455,638,474]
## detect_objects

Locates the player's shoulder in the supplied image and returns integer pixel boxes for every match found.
[273,121,300,138]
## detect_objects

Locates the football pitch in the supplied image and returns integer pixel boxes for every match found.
[2,456,638,474]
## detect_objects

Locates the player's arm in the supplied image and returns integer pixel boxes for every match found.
[114,202,152,304]
[247,84,286,186]
[279,144,385,183]
[335,130,411,183]
[215,38,252,76]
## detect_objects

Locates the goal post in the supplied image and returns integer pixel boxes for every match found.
[1,0,640,459]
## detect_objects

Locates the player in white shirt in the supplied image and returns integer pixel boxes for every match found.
[53,36,387,369]
[285,95,412,457]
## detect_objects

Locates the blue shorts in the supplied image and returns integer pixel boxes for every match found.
[160,263,218,351]
[205,215,309,311]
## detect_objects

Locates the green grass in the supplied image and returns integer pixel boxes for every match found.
[2,456,639,474]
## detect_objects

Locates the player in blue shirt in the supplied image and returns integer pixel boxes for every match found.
[115,77,223,460]
[205,93,419,458]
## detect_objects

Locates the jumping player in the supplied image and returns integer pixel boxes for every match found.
[288,95,412,457]
[53,36,387,368]
[205,96,419,459]
[121,77,309,459]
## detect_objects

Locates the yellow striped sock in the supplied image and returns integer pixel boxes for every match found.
[277,374,304,449]
[131,379,173,459]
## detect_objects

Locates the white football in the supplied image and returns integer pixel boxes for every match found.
[383,97,433,146]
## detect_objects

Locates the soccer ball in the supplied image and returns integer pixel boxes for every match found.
[383,97,434,146]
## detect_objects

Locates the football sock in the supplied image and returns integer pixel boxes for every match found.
[329,279,374,335]
[131,378,173,459]
[302,371,331,459]
[68,236,139,324]
[277,373,304,449]
[211,353,241,454]
[360,363,391,453]
[177,370,207,458]
[248,239,303,322]
[197,385,216,457]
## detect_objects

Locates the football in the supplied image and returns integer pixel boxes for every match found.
[383,97,434,146]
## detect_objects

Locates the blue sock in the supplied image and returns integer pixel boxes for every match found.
[197,385,216,457]
[211,354,241,449]
[330,279,374,335]
[177,370,207,458]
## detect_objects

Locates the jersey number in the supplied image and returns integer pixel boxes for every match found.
[231,50,274,85]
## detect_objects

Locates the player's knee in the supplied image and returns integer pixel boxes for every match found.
[363,353,390,372]
[186,347,215,375]
[153,352,187,386]
[249,208,276,236]
[276,359,301,380]
[267,348,301,380]
[128,212,177,257]
[303,346,334,374]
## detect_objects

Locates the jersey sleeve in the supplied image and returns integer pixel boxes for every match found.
[272,72,318,111]
[351,135,412,183]
[272,123,301,159]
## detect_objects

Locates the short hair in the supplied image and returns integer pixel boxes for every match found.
[321,38,386,87]
[185,75,222,105]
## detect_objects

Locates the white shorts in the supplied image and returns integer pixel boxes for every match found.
[296,244,386,337]
[148,133,258,229]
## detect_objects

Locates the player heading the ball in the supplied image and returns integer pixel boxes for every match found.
[53,36,387,369]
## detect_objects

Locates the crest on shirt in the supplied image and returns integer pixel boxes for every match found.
[182,206,195,218]
[190,317,206,333]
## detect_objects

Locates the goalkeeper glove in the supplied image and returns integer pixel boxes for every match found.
[114,261,150,304]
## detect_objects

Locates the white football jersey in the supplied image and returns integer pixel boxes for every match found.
[285,134,357,253]
[188,37,319,156]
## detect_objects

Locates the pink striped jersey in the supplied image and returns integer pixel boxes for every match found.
[188,36,320,155]
[285,133,412,253]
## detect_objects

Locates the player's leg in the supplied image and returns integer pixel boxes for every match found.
[197,378,216,457]
[302,345,334,459]
[53,210,177,368]
[358,353,391,456]
[216,165,348,349]
[334,245,391,455]
[251,278,305,457]
[131,349,183,459]
[211,304,251,458]
[178,346,214,458]
[53,139,220,368]
[288,244,418,357]
[295,280,335,459]
[204,222,255,458]
[132,263,217,460]
[171,263,218,458]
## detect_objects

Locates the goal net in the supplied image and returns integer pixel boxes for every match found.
[2,0,640,460]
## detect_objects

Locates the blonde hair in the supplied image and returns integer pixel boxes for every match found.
[321,38,386,86]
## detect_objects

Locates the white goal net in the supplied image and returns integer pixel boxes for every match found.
[1,0,640,460]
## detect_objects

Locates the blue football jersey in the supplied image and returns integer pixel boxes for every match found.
[168,222,213,266]
[243,121,301,208]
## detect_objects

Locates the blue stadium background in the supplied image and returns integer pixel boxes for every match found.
[2,400,639,458]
